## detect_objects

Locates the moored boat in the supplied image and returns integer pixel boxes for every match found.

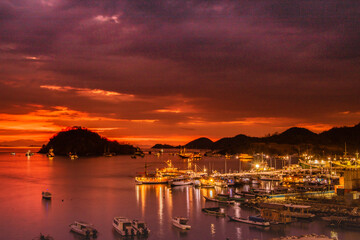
[284,204,315,219]
[199,177,216,188]
[172,217,191,230]
[25,150,34,157]
[178,148,193,159]
[203,196,235,204]
[170,176,193,187]
[69,152,78,160]
[201,207,226,217]
[228,215,270,226]
[132,219,150,235]
[69,221,97,237]
[135,174,169,184]
[47,148,55,159]
[113,217,136,236]
[42,191,52,200]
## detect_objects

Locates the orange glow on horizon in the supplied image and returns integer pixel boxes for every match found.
[0,104,356,147]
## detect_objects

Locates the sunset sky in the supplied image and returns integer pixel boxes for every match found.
[0,0,359,147]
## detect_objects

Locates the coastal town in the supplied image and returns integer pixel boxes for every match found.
[132,148,360,239]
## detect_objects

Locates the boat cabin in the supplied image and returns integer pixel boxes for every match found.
[284,204,314,218]
[259,203,292,224]
[178,218,189,225]
[114,218,132,231]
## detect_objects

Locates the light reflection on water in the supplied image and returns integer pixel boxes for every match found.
[0,152,359,240]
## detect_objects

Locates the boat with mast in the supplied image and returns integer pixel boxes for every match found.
[135,162,169,184]
[178,148,193,159]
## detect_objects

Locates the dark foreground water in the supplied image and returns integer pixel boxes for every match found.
[0,151,358,240]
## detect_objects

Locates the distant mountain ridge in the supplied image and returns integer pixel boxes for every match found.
[152,123,360,155]
[185,137,214,149]
[39,127,137,156]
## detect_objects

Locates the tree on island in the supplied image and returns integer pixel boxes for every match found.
[38,126,137,156]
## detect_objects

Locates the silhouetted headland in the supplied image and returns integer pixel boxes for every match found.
[152,123,360,155]
[151,144,180,149]
[38,127,137,156]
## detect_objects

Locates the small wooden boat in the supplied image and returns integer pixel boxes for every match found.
[69,221,98,237]
[203,196,235,205]
[132,219,150,235]
[228,215,270,226]
[42,191,52,200]
[201,207,226,217]
[172,217,191,230]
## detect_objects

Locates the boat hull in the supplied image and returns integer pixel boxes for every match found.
[228,216,270,226]
[172,222,191,230]
[203,196,235,204]
[70,227,96,236]
[113,223,136,236]
[171,181,193,187]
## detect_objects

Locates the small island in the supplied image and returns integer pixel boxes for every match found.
[38,127,137,156]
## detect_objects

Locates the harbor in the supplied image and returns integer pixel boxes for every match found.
[2,150,359,239]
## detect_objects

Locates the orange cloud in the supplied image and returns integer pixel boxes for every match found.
[40,85,135,102]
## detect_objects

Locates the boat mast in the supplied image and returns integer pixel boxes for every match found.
[225,155,227,173]
[344,142,347,158]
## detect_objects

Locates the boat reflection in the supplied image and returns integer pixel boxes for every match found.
[210,223,216,236]
[41,198,51,214]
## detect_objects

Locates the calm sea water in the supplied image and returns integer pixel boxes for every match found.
[0,150,358,240]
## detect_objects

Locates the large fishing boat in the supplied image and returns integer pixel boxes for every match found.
[178,148,193,159]
[330,151,360,169]
[156,160,183,178]
[135,174,169,184]
[298,158,329,169]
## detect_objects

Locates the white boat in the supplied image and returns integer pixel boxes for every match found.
[172,217,191,230]
[170,177,193,187]
[42,191,52,200]
[132,220,150,235]
[113,217,136,236]
[69,221,97,237]
[228,215,270,226]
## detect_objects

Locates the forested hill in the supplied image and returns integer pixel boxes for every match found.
[38,127,136,156]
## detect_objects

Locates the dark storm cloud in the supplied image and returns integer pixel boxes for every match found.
[0,0,359,137]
